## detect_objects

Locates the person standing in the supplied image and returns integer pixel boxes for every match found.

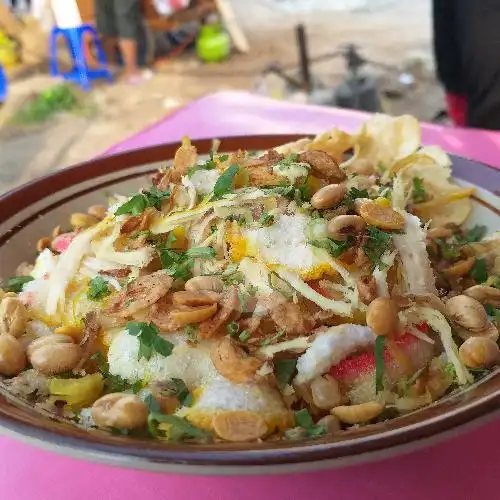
[433,0,500,130]
[94,0,152,83]
[9,0,31,12]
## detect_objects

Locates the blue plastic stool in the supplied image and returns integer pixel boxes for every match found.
[49,25,112,91]
[0,64,7,104]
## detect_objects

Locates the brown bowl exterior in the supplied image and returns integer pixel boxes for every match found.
[0,135,499,474]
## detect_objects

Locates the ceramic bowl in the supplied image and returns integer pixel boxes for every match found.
[0,135,499,475]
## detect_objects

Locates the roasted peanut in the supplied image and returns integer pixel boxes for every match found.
[212,410,267,442]
[0,296,28,337]
[27,335,82,375]
[87,204,107,220]
[310,374,342,410]
[357,275,378,305]
[327,215,366,241]
[443,257,476,278]
[185,275,224,293]
[310,184,347,210]
[0,334,26,376]
[170,303,218,326]
[357,200,405,230]
[36,237,51,253]
[346,158,374,176]
[211,336,262,383]
[92,393,148,429]
[316,414,341,434]
[172,290,219,307]
[54,325,83,342]
[426,361,453,400]
[70,213,100,230]
[366,297,399,336]
[445,295,488,333]
[464,285,500,308]
[459,337,500,368]
[331,401,384,424]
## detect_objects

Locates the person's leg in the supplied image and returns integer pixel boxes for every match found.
[114,0,142,79]
[455,0,500,129]
[94,0,119,67]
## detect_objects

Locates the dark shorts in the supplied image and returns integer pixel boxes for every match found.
[95,0,142,40]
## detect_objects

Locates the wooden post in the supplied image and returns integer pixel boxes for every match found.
[214,0,249,53]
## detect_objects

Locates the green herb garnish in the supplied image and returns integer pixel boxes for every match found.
[275,359,297,390]
[294,409,326,438]
[485,304,500,323]
[469,258,488,283]
[115,186,171,216]
[238,330,249,342]
[4,275,34,293]
[260,330,285,346]
[443,362,457,382]
[227,214,247,226]
[126,322,174,361]
[159,247,216,281]
[412,177,427,203]
[227,321,240,336]
[468,367,491,380]
[220,264,245,285]
[91,352,142,393]
[142,390,161,413]
[343,187,370,207]
[263,185,295,198]
[276,153,299,166]
[184,324,198,342]
[374,335,385,392]
[187,152,228,177]
[87,276,111,301]
[212,165,239,199]
[436,239,461,261]
[148,413,210,441]
[294,408,314,428]
[258,212,275,227]
[460,225,488,243]
[298,177,312,202]
[309,237,352,258]
[363,226,392,266]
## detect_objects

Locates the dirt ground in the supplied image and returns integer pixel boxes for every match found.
[0,0,440,195]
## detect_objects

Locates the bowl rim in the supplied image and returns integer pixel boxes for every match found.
[0,134,499,472]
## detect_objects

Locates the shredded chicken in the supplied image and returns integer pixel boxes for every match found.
[264,292,315,336]
[105,270,173,318]
[198,286,240,339]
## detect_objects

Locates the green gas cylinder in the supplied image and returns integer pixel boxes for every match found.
[196,24,230,63]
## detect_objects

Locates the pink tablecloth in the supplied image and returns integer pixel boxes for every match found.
[2,92,500,500]
[105,91,500,169]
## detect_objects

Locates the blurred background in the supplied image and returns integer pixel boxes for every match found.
[0,0,439,194]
